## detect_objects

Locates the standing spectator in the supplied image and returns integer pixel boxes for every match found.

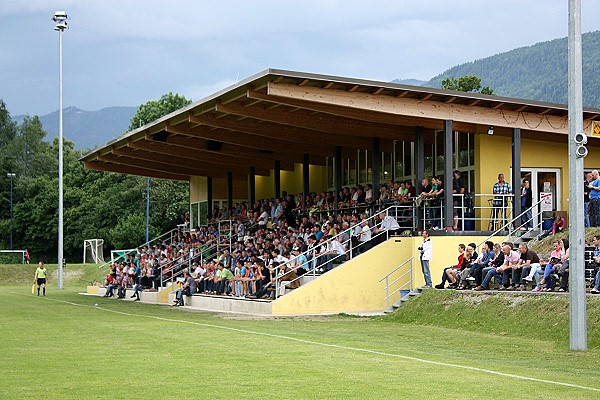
[24,249,30,264]
[584,172,592,228]
[588,170,600,227]
[521,179,533,229]
[492,173,512,229]
[452,171,465,230]
[419,230,433,288]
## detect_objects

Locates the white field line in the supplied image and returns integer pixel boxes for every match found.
[8,291,600,394]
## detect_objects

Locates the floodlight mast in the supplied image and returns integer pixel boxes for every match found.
[53,11,68,290]
[568,0,587,351]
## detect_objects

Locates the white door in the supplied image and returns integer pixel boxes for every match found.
[513,168,561,228]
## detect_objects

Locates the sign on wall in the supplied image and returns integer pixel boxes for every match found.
[592,121,600,138]
[540,192,554,212]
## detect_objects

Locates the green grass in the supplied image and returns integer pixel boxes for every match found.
[1,264,599,399]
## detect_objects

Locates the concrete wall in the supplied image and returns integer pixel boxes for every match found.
[271,234,494,315]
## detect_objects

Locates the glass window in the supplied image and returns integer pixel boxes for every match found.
[424,143,433,179]
[405,142,413,176]
[436,132,444,173]
[469,133,475,165]
[458,132,469,168]
[348,158,357,186]
[382,151,392,181]
[327,157,334,188]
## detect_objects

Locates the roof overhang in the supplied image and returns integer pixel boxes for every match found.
[81,68,600,180]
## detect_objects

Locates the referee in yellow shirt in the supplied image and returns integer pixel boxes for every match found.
[34,261,48,296]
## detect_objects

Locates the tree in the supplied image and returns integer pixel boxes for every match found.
[441,75,494,95]
[128,92,192,131]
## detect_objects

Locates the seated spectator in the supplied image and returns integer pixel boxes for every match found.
[456,243,478,289]
[214,264,234,295]
[513,243,541,291]
[466,241,496,286]
[475,244,517,291]
[372,211,401,244]
[551,213,565,235]
[434,244,465,289]
[525,239,562,290]
[174,269,196,306]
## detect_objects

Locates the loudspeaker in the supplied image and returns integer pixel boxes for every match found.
[207,140,223,151]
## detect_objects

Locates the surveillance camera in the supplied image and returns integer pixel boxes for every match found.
[576,145,588,158]
[575,132,588,145]
[52,11,68,22]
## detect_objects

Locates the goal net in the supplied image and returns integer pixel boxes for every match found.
[83,239,105,264]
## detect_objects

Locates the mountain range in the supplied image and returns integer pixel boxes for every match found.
[14,106,137,150]
[15,30,600,150]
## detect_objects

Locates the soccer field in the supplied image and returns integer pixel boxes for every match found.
[1,285,599,399]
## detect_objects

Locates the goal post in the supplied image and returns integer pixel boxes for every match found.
[83,239,105,264]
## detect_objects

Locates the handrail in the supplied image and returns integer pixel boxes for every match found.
[379,256,414,282]
[379,256,414,309]
[476,197,545,250]
[272,205,407,299]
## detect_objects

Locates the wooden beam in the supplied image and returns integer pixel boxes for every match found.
[214,102,403,140]
[84,161,190,181]
[189,113,371,149]
[268,82,573,135]
[164,123,335,157]
[126,140,292,172]
[248,89,461,137]
[110,147,270,176]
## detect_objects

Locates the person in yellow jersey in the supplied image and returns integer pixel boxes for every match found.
[34,261,48,296]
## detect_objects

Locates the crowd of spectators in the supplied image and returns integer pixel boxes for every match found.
[103,185,409,303]
[430,239,575,292]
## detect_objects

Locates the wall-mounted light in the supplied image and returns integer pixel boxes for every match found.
[487,126,494,135]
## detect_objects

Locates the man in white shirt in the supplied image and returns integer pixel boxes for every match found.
[419,230,433,288]
[372,212,401,245]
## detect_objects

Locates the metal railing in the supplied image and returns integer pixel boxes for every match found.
[476,198,545,252]
[272,205,409,299]
[379,256,414,309]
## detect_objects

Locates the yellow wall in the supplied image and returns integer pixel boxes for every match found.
[271,235,494,315]
[476,134,600,229]
[191,164,329,205]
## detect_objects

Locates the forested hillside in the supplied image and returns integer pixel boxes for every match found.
[0,100,187,263]
[425,30,600,107]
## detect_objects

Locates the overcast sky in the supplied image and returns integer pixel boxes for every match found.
[2,0,599,116]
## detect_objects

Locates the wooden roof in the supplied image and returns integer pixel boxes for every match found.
[81,69,600,181]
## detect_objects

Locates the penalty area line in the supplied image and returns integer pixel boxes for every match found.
[8,291,600,394]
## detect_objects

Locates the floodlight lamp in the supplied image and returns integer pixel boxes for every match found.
[487,126,494,135]
[52,11,68,22]
[54,20,68,31]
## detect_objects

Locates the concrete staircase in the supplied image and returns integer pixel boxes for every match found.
[384,287,422,313]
